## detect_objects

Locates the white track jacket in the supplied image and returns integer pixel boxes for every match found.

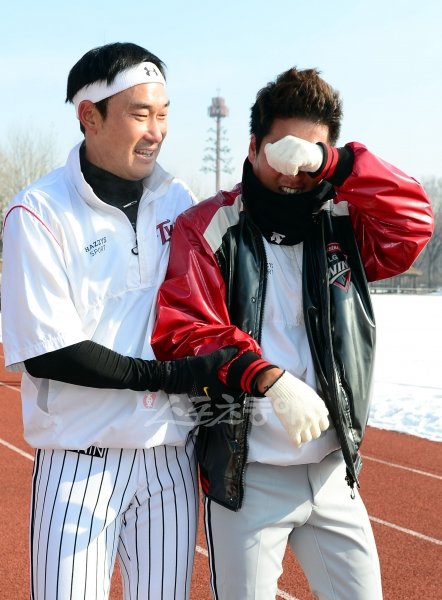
[1,143,196,449]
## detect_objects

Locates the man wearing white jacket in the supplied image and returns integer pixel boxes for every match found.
[1,42,233,600]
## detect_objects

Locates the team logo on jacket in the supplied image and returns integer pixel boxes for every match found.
[157,219,173,244]
[143,391,157,408]
[326,242,351,291]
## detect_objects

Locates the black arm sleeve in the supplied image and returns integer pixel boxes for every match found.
[24,343,239,397]
[24,341,162,391]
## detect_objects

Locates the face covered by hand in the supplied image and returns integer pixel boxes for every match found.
[241,158,334,245]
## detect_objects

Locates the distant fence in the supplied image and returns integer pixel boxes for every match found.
[369,286,439,295]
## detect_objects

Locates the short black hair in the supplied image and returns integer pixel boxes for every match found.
[250,67,343,151]
[66,42,166,132]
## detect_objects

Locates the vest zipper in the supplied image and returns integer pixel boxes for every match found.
[315,217,360,494]
[238,224,268,509]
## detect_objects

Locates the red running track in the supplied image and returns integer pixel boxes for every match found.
[0,350,440,599]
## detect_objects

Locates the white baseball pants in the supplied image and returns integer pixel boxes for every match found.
[204,450,383,600]
[30,437,198,599]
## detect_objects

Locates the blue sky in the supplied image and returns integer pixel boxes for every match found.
[1,0,441,197]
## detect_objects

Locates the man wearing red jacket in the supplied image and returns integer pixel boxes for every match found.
[152,67,433,600]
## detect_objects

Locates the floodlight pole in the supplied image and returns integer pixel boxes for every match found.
[208,96,229,191]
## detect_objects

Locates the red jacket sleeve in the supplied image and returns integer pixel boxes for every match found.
[152,145,434,386]
[151,193,272,390]
[336,143,434,281]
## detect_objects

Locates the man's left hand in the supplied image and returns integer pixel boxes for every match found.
[264,135,323,176]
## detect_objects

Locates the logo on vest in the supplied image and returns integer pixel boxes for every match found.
[326,242,351,291]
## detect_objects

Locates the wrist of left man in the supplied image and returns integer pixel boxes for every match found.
[310,143,354,186]
[226,350,277,394]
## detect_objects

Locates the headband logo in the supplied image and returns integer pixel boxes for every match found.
[144,65,159,77]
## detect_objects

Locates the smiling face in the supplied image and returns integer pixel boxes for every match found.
[79,82,169,181]
[248,117,330,195]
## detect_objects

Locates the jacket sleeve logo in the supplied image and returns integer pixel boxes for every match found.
[326,242,351,291]
[156,219,173,244]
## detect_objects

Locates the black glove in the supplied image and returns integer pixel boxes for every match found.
[140,346,238,397]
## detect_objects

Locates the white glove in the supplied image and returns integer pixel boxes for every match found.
[264,371,329,447]
[264,135,323,176]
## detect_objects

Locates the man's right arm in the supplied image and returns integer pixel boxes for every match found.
[24,340,238,396]
[24,341,156,390]
[152,202,276,395]
[152,204,329,444]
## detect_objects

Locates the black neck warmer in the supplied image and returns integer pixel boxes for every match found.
[241,158,334,245]
[80,144,144,230]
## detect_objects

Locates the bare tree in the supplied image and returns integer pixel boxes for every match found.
[415,176,442,288]
[0,129,58,217]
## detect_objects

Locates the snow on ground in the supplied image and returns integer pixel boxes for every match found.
[370,293,442,442]
[0,293,441,442]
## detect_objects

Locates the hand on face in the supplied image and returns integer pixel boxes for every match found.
[248,118,330,195]
[264,135,323,176]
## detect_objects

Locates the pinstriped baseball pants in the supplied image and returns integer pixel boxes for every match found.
[29,436,198,600]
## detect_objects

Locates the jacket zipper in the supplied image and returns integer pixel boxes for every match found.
[317,221,359,492]
[238,223,269,508]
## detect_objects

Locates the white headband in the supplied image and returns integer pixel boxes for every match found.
[72,62,166,117]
